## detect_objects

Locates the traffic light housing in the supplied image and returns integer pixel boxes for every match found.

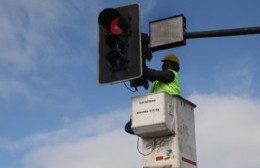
[98,4,142,84]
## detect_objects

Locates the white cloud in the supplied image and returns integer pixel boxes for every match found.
[0,92,258,168]
[0,109,131,150]
[0,0,101,101]
[0,79,26,97]
[21,109,141,168]
[24,130,141,168]
[6,93,257,168]
[0,78,37,102]
[189,93,260,168]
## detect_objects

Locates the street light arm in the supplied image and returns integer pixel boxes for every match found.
[185,26,260,39]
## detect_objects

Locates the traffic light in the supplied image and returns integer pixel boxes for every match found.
[98,4,142,84]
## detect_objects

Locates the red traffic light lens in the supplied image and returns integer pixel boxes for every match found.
[110,18,123,35]
[98,8,128,35]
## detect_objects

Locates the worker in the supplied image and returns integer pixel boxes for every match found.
[124,53,181,134]
[144,53,181,95]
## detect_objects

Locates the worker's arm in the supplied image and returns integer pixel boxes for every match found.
[144,67,174,83]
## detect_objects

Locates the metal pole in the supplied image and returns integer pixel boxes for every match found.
[185,26,260,39]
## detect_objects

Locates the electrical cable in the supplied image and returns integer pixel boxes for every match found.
[137,137,156,156]
[123,82,137,92]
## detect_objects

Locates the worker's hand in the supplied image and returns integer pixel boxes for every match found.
[130,75,149,90]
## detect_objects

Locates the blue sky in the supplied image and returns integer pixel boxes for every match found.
[0,0,260,168]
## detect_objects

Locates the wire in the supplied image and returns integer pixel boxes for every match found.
[137,137,156,156]
[123,82,137,92]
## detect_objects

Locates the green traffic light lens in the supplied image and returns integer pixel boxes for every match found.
[106,51,126,70]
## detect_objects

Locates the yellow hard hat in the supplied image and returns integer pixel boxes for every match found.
[161,53,180,65]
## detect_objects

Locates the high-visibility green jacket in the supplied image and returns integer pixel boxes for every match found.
[150,69,180,95]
